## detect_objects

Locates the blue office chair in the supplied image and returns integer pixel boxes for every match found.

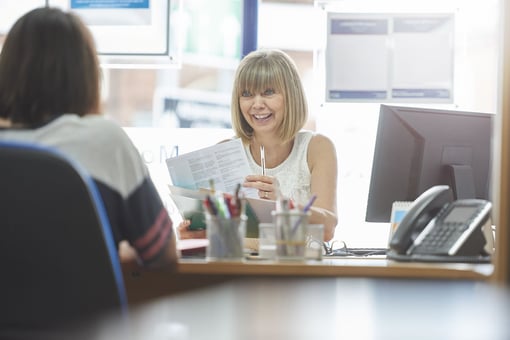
[0,140,128,338]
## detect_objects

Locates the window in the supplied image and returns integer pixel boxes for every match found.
[1,0,500,247]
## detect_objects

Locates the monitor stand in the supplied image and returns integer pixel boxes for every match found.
[445,164,476,199]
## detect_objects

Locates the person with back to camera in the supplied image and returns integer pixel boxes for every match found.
[179,48,338,242]
[0,7,180,268]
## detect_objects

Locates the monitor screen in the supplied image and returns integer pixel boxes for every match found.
[365,104,493,223]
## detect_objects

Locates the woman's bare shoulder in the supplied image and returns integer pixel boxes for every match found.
[309,132,335,151]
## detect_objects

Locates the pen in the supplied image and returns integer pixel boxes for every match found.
[209,178,215,193]
[260,145,266,176]
[291,194,317,235]
[233,183,241,213]
[204,194,218,216]
[214,192,231,219]
[302,194,317,214]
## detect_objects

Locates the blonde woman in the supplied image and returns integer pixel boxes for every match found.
[178,49,338,242]
[231,49,338,241]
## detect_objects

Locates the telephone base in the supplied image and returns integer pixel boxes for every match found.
[387,251,492,263]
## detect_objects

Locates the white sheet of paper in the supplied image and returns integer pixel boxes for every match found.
[166,139,257,197]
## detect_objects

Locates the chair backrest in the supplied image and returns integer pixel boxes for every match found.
[0,140,128,335]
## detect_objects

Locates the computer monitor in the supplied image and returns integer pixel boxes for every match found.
[365,104,493,223]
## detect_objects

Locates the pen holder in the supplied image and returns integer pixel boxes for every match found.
[272,210,309,261]
[206,213,247,261]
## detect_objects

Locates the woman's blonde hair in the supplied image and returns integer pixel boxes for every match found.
[231,49,308,144]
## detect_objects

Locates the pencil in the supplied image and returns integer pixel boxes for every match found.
[260,145,266,176]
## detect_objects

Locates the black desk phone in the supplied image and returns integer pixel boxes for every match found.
[387,185,493,263]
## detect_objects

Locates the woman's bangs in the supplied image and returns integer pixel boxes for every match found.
[238,65,280,95]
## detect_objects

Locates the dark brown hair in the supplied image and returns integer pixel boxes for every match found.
[0,7,101,127]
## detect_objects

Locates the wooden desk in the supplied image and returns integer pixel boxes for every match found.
[104,276,510,340]
[122,257,493,305]
[177,257,493,278]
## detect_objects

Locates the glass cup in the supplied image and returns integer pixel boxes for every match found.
[305,224,324,261]
[258,222,276,259]
[205,213,246,261]
[272,210,309,261]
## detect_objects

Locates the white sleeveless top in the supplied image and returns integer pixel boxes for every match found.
[244,130,314,205]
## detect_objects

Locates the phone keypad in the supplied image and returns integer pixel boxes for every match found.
[413,223,468,255]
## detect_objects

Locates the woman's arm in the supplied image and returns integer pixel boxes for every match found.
[307,134,338,241]
[0,117,11,127]
[177,219,206,239]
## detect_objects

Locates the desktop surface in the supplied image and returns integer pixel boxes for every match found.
[121,256,494,306]
[175,257,493,279]
[97,276,510,340]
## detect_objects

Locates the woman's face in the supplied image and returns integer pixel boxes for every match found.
[239,87,284,135]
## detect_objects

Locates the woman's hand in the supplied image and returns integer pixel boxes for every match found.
[243,174,279,200]
[177,219,206,239]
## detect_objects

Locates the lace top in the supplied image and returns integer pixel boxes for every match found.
[244,130,314,205]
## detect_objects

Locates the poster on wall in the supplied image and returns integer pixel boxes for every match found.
[326,13,454,103]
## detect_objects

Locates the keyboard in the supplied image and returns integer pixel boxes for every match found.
[326,247,388,257]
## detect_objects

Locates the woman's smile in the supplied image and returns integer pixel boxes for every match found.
[253,112,273,122]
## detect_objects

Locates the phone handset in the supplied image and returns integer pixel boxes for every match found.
[389,185,454,254]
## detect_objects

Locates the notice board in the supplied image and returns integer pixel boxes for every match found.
[326,13,454,103]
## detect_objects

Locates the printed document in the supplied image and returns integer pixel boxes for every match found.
[165,139,257,197]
